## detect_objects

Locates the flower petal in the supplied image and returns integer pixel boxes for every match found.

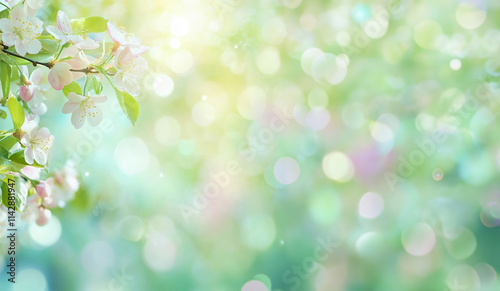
[117,46,133,67]
[11,7,25,27]
[71,107,85,129]
[20,85,35,102]
[59,45,78,59]
[2,33,17,46]
[114,73,125,91]
[48,62,73,90]
[62,101,79,114]
[24,38,42,55]
[124,78,140,97]
[27,0,44,10]
[87,106,103,127]
[0,19,14,33]
[107,21,127,44]
[130,45,150,56]
[76,38,99,50]
[30,67,46,85]
[24,145,34,164]
[67,92,84,103]
[45,25,65,41]
[15,39,27,56]
[34,127,50,139]
[33,147,47,165]
[56,10,72,35]
[91,95,107,103]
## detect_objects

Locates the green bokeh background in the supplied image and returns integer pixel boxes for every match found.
[1,0,500,290]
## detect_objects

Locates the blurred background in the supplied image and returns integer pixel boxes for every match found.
[1,0,500,290]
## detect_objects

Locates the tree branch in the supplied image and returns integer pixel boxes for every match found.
[1,45,102,75]
[1,47,54,69]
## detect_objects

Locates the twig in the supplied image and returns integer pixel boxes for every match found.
[1,45,100,74]
[2,48,54,68]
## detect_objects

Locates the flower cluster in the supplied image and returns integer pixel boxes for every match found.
[0,161,79,230]
[0,0,147,225]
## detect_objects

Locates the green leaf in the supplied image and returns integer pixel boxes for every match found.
[39,39,59,54]
[0,109,6,119]
[0,8,9,19]
[62,81,82,97]
[9,150,44,168]
[0,135,17,151]
[114,89,140,126]
[0,147,8,159]
[89,76,103,94]
[6,97,24,129]
[83,16,108,33]
[0,164,8,177]
[99,68,140,126]
[1,175,28,212]
[0,61,11,100]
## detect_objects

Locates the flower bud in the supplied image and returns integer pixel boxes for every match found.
[20,84,34,102]
[36,207,52,226]
[36,180,51,199]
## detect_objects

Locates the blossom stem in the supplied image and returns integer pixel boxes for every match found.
[83,75,89,95]
[70,67,99,74]
[0,2,9,10]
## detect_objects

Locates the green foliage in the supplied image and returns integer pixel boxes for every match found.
[84,16,109,32]
[9,150,44,168]
[39,39,59,54]
[88,76,103,94]
[114,89,140,126]
[0,8,9,19]
[63,81,82,97]
[99,68,140,126]
[0,146,8,159]
[73,16,108,33]
[6,97,24,129]
[0,134,17,151]
[0,61,11,100]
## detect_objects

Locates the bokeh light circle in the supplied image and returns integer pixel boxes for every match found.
[81,241,115,274]
[29,215,61,247]
[322,151,355,183]
[13,269,47,291]
[241,280,269,291]
[402,223,436,256]
[358,192,384,219]
[143,233,176,272]
[456,3,486,30]
[155,116,181,146]
[192,101,216,127]
[118,215,145,241]
[115,137,150,175]
[240,214,276,250]
[273,157,300,185]
[153,74,174,97]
